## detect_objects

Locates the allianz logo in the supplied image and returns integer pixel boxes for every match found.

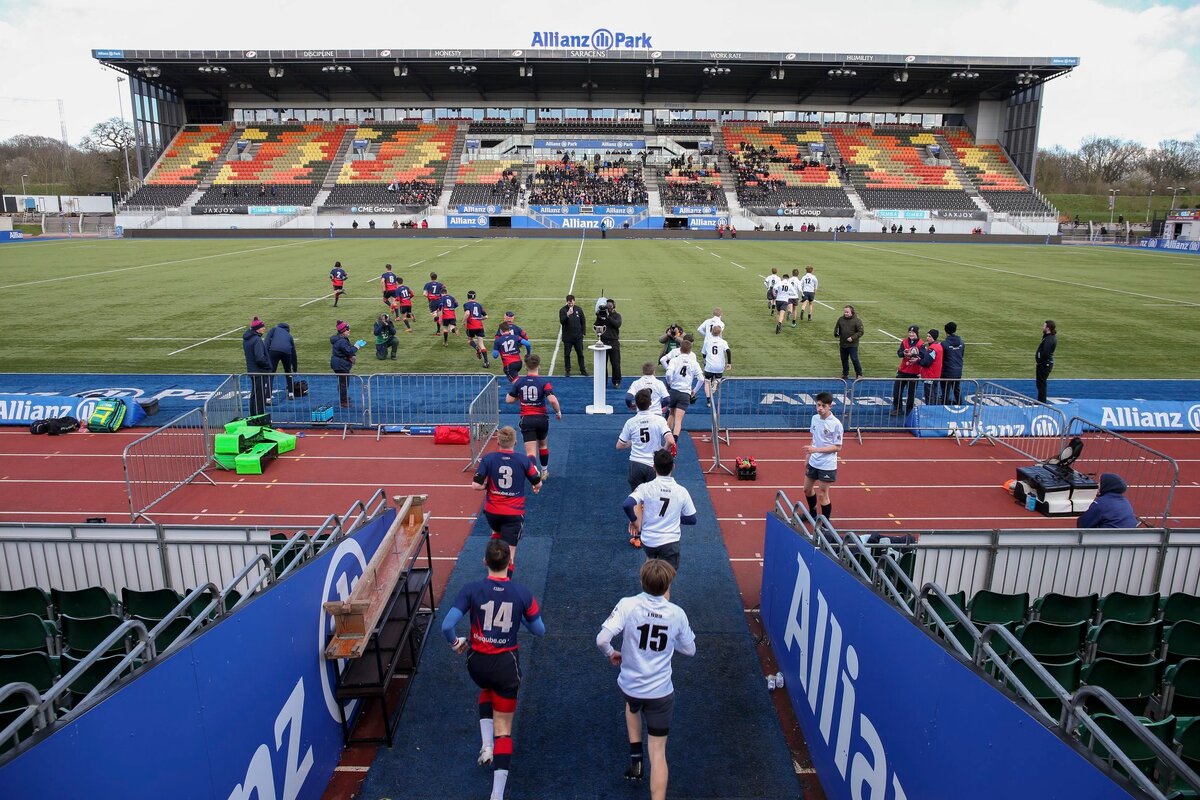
[783,553,908,798]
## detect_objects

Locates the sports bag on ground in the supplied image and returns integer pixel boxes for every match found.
[433,425,470,445]
[30,416,81,435]
[87,399,127,432]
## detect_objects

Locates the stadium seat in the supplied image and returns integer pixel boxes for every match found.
[1082,658,1165,715]
[1086,620,1165,663]
[1016,620,1087,662]
[0,588,54,621]
[1163,594,1200,626]
[59,652,130,707]
[926,590,966,625]
[121,588,184,621]
[968,590,1029,627]
[132,615,193,653]
[59,614,128,656]
[1033,592,1098,625]
[1165,622,1200,664]
[0,614,57,657]
[1081,713,1175,779]
[0,651,58,694]
[1160,659,1200,718]
[1173,716,1200,786]
[1100,592,1161,624]
[1008,656,1081,720]
[51,587,119,619]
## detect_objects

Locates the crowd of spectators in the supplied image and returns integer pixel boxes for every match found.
[527,157,648,205]
[662,182,721,206]
[383,181,439,205]
[729,142,839,202]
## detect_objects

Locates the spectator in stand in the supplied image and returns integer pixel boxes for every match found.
[940,322,965,404]
[243,317,272,416]
[265,321,298,398]
[329,321,358,408]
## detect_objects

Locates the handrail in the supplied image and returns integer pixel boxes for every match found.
[976,623,1071,722]
[0,683,46,750]
[43,619,153,717]
[227,554,275,610]
[153,582,224,658]
[76,620,154,709]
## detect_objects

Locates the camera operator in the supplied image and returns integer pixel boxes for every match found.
[659,323,685,360]
[595,298,623,388]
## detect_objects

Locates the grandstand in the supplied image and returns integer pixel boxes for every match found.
[96,47,1071,233]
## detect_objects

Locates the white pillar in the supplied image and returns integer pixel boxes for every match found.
[586,343,613,415]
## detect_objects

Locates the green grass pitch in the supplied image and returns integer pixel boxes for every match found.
[1,236,1197,378]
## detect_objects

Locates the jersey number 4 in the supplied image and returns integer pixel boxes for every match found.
[480,600,514,633]
[636,623,668,651]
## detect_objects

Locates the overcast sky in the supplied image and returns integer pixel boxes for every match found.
[1,0,1197,150]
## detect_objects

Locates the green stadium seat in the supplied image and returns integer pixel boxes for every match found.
[926,590,966,625]
[0,614,57,656]
[59,652,130,707]
[1087,620,1165,663]
[1081,713,1175,780]
[121,588,184,621]
[1172,716,1200,791]
[51,587,119,619]
[0,651,58,693]
[0,588,53,621]
[1082,658,1165,715]
[1163,593,1200,626]
[132,615,193,653]
[1032,592,1098,625]
[968,590,1029,627]
[1016,620,1087,662]
[59,614,128,656]
[1166,622,1200,665]
[1162,659,1200,718]
[1099,591,1160,624]
[1008,656,1081,720]
[186,588,242,620]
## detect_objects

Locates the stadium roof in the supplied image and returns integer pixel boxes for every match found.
[93,48,1077,108]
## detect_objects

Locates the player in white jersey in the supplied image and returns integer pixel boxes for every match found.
[622,448,697,564]
[798,265,819,321]
[772,267,794,335]
[700,325,731,408]
[763,267,783,316]
[618,389,676,491]
[597,559,696,799]
[661,339,702,439]
[801,391,843,522]
[785,269,802,327]
[697,308,725,349]
[625,362,670,416]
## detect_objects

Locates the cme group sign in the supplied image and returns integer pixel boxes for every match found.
[529,29,654,50]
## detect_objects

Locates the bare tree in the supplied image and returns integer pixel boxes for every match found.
[1077,136,1145,185]
[79,117,134,169]
[1141,138,1200,184]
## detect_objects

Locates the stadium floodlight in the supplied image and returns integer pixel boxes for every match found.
[229,82,253,89]
[892,71,909,82]
[827,68,856,77]
[394,65,408,77]
[136,65,161,78]
[702,67,730,76]
[1015,72,1036,85]
[20,174,27,195]
[321,65,352,73]
[268,66,284,78]
[1167,187,1188,209]
[198,65,227,74]
[581,80,599,89]
[950,71,980,79]
[450,64,478,73]
[519,66,533,77]
[645,67,659,79]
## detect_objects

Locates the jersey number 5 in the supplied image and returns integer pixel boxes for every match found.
[636,623,668,651]
[638,427,650,443]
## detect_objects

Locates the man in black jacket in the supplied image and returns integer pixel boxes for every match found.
[940,322,965,404]
[596,298,622,388]
[265,322,298,398]
[1035,320,1057,403]
[558,294,588,377]
[242,317,272,416]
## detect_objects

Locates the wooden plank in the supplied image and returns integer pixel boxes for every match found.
[323,494,428,660]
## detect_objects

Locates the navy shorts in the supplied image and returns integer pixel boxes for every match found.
[628,461,656,490]
[643,540,681,569]
[503,361,521,382]
[383,288,397,300]
[803,291,815,302]
[519,415,549,442]
[668,389,692,410]
[467,649,522,699]
[428,299,441,313]
[623,691,676,737]
[805,464,838,484]
[775,300,789,311]
[484,512,524,547]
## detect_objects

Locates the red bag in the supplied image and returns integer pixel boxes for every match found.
[433,425,470,445]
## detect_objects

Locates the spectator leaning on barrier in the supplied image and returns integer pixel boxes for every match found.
[330,320,359,408]
[243,317,272,416]
[1076,473,1138,529]
[941,322,965,404]
[265,321,298,398]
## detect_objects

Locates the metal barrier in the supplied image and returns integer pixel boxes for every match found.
[240,372,369,432]
[368,372,493,430]
[202,373,244,447]
[466,376,499,470]
[844,377,979,437]
[705,381,732,475]
[711,377,849,432]
[1068,416,1180,528]
[122,408,215,524]
[969,382,1067,463]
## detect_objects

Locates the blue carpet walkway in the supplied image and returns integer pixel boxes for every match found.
[357,409,799,800]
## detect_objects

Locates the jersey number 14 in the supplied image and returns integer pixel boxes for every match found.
[480,600,514,633]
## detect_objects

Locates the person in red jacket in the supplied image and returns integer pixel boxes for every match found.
[919,329,944,405]
[891,325,923,416]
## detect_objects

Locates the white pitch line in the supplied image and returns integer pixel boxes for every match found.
[815,300,837,311]
[167,326,244,356]
[128,336,241,342]
[436,251,451,257]
[0,240,316,291]
[548,233,587,377]
[409,259,426,267]
[710,252,723,259]
[729,261,747,270]
[844,242,1200,308]
[300,292,335,307]
[877,328,902,341]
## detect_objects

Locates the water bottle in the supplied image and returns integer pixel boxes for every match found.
[775,671,785,688]
[767,674,778,691]
[1026,493,1037,511]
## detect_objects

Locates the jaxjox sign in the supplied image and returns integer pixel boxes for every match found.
[529,30,653,50]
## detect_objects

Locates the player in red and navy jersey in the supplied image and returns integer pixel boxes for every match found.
[464,290,490,366]
[506,354,562,482]
[442,538,546,800]
[329,261,348,307]
[498,311,532,357]
[380,263,401,310]
[423,272,446,334]
[493,322,531,383]
[472,425,542,570]
[393,279,415,330]
[439,288,459,344]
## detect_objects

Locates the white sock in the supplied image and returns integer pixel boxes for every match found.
[480,718,494,748]
[490,769,509,800]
